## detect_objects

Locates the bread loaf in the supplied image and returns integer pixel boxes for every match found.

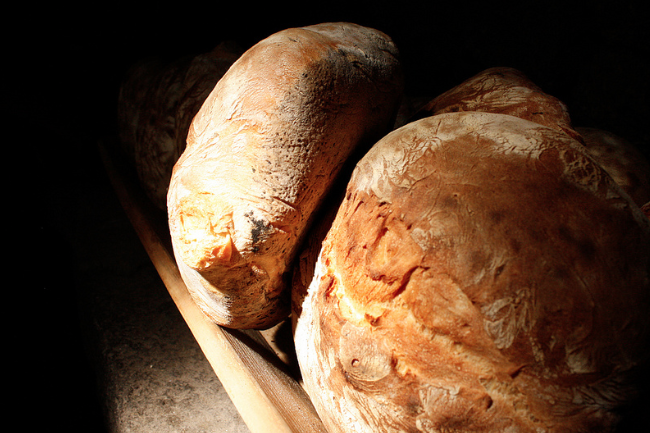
[576,126,650,207]
[393,66,650,215]
[117,42,242,208]
[413,67,583,143]
[292,66,584,330]
[167,22,404,329]
[294,112,650,432]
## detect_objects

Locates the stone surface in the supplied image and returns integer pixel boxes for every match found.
[42,139,250,433]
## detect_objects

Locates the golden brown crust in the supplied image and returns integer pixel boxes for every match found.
[294,112,650,432]
[413,67,583,143]
[167,22,404,329]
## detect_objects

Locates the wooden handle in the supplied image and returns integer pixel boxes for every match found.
[98,139,327,433]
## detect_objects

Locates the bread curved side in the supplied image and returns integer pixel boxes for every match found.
[294,112,650,432]
[168,22,404,329]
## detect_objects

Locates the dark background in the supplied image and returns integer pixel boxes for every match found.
[20,1,650,149]
[14,1,650,161]
[14,0,648,431]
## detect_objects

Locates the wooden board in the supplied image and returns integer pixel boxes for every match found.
[98,138,327,433]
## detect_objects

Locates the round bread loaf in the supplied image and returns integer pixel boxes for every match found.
[294,112,650,432]
[167,22,404,329]
[414,67,582,143]
[576,126,650,207]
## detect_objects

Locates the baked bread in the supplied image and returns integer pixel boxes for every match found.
[413,67,583,143]
[117,42,242,208]
[576,126,650,207]
[397,66,650,207]
[294,112,650,432]
[167,22,404,329]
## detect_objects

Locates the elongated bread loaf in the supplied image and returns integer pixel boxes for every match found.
[414,67,582,143]
[294,112,650,432]
[118,42,242,208]
[167,22,404,329]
